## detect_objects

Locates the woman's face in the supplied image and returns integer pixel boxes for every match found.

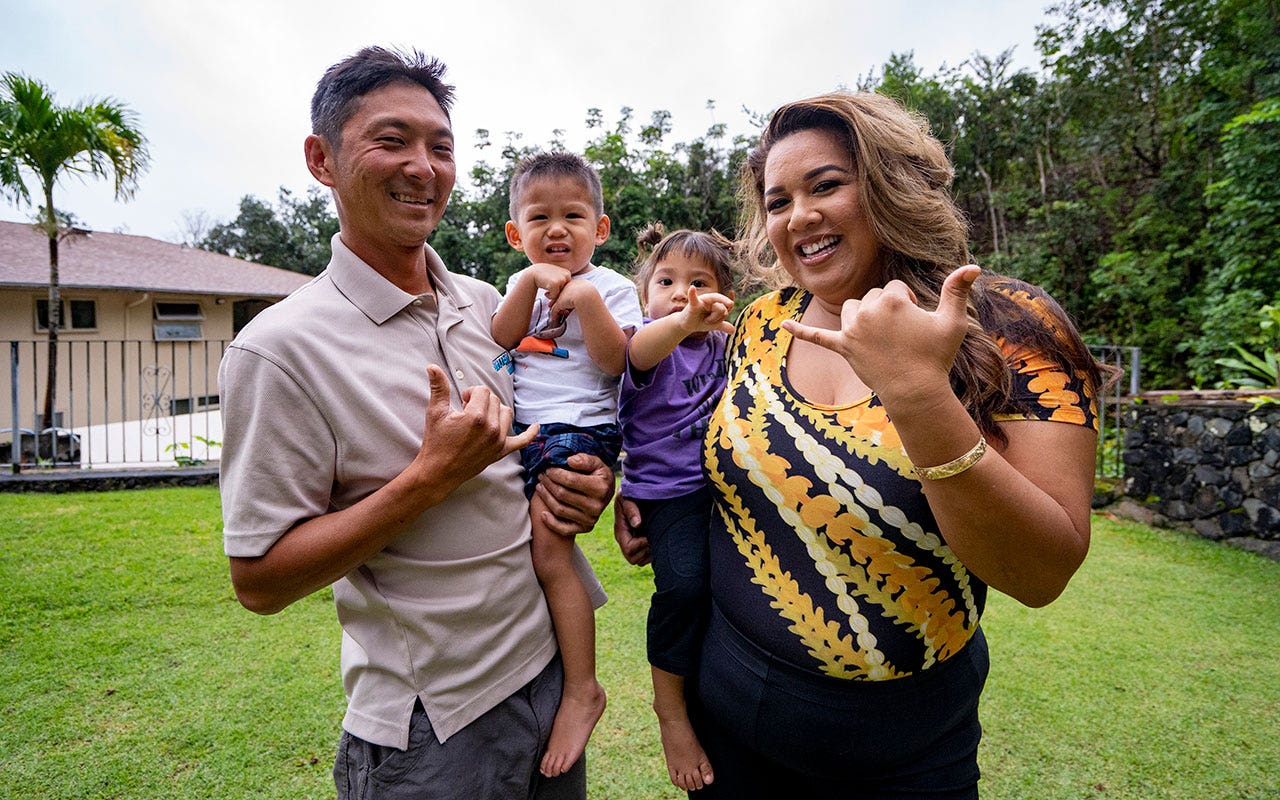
[762,128,883,307]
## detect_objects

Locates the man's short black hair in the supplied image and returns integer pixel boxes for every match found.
[311,46,454,147]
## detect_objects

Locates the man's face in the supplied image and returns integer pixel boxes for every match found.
[314,81,456,261]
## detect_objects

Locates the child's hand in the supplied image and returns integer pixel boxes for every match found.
[676,287,734,335]
[526,263,573,304]
[549,277,602,317]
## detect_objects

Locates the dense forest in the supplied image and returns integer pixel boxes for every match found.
[200,0,1280,389]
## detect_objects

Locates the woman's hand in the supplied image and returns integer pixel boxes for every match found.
[612,496,651,566]
[782,265,979,413]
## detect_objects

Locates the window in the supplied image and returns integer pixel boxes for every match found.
[153,301,204,341]
[170,394,221,415]
[232,299,272,335]
[35,299,98,331]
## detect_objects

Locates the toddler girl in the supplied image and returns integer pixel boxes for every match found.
[617,223,736,792]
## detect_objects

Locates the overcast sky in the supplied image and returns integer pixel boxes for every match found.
[1,0,1055,243]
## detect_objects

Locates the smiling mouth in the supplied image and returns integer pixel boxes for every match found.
[799,236,840,257]
[391,192,432,206]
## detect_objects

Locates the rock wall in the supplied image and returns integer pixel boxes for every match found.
[1123,398,1280,540]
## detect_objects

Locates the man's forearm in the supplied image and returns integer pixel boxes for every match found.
[229,463,457,614]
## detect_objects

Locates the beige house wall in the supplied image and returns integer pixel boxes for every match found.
[1,286,239,433]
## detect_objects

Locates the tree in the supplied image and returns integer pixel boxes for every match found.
[1193,98,1280,378]
[0,73,148,455]
[200,186,338,276]
[175,208,215,247]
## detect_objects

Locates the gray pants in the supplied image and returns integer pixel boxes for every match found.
[334,656,585,800]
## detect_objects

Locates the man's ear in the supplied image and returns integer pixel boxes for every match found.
[304,135,336,187]
[595,214,611,245]
[505,220,524,251]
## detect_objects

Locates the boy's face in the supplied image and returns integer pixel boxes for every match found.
[505,175,609,275]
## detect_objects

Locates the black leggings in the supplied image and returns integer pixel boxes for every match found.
[635,487,713,676]
[689,606,988,799]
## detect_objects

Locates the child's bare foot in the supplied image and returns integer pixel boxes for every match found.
[658,715,714,791]
[540,680,606,778]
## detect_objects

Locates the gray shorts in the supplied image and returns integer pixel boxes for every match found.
[334,656,585,800]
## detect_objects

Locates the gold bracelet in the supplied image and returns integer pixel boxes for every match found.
[914,437,988,481]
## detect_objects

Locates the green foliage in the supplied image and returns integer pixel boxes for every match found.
[855,0,1280,388]
[1193,98,1280,378]
[0,72,149,220]
[1214,304,1280,390]
[200,186,338,275]
[163,435,220,467]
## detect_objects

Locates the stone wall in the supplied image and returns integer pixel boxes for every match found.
[1123,395,1280,540]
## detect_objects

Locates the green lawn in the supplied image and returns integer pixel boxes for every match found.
[1,487,1277,799]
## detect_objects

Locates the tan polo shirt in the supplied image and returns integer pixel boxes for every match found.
[219,236,603,749]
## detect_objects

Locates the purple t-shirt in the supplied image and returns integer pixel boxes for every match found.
[618,325,729,500]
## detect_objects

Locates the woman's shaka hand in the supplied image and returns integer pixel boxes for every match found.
[782,265,980,408]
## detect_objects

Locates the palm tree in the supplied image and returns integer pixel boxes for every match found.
[0,73,148,460]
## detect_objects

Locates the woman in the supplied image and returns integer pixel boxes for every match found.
[615,91,1108,798]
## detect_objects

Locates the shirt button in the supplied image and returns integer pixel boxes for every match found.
[412,299,422,306]
[454,369,465,380]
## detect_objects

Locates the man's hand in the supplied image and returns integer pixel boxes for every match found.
[613,496,650,566]
[409,364,537,499]
[535,452,616,535]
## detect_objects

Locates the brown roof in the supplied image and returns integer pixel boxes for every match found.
[0,220,312,298]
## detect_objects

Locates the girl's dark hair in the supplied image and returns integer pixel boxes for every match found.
[738,91,1111,442]
[632,222,737,305]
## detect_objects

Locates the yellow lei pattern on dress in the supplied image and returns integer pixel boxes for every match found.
[706,286,1095,681]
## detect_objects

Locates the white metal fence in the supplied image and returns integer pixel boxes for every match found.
[4,339,229,472]
[4,338,1140,476]
[1089,344,1141,478]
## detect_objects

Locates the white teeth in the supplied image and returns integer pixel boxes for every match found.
[391,192,430,205]
[801,236,837,256]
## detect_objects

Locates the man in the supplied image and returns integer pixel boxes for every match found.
[218,46,614,800]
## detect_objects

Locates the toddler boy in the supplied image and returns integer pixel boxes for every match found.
[491,152,642,778]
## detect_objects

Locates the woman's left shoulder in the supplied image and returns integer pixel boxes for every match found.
[978,274,1101,430]
[979,275,1070,332]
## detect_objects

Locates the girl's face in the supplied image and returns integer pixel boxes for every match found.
[643,253,723,319]
[762,127,883,309]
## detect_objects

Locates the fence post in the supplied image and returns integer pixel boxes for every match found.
[10,341,20,475]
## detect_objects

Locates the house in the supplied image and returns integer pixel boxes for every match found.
[0,220,311,466]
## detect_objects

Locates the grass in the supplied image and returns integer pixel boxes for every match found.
[1,488,1277,799]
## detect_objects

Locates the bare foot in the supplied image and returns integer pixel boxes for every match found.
[540,681,606,778]
[658,715,714,791]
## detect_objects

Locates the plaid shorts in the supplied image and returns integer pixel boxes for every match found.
[513,421,622,499]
